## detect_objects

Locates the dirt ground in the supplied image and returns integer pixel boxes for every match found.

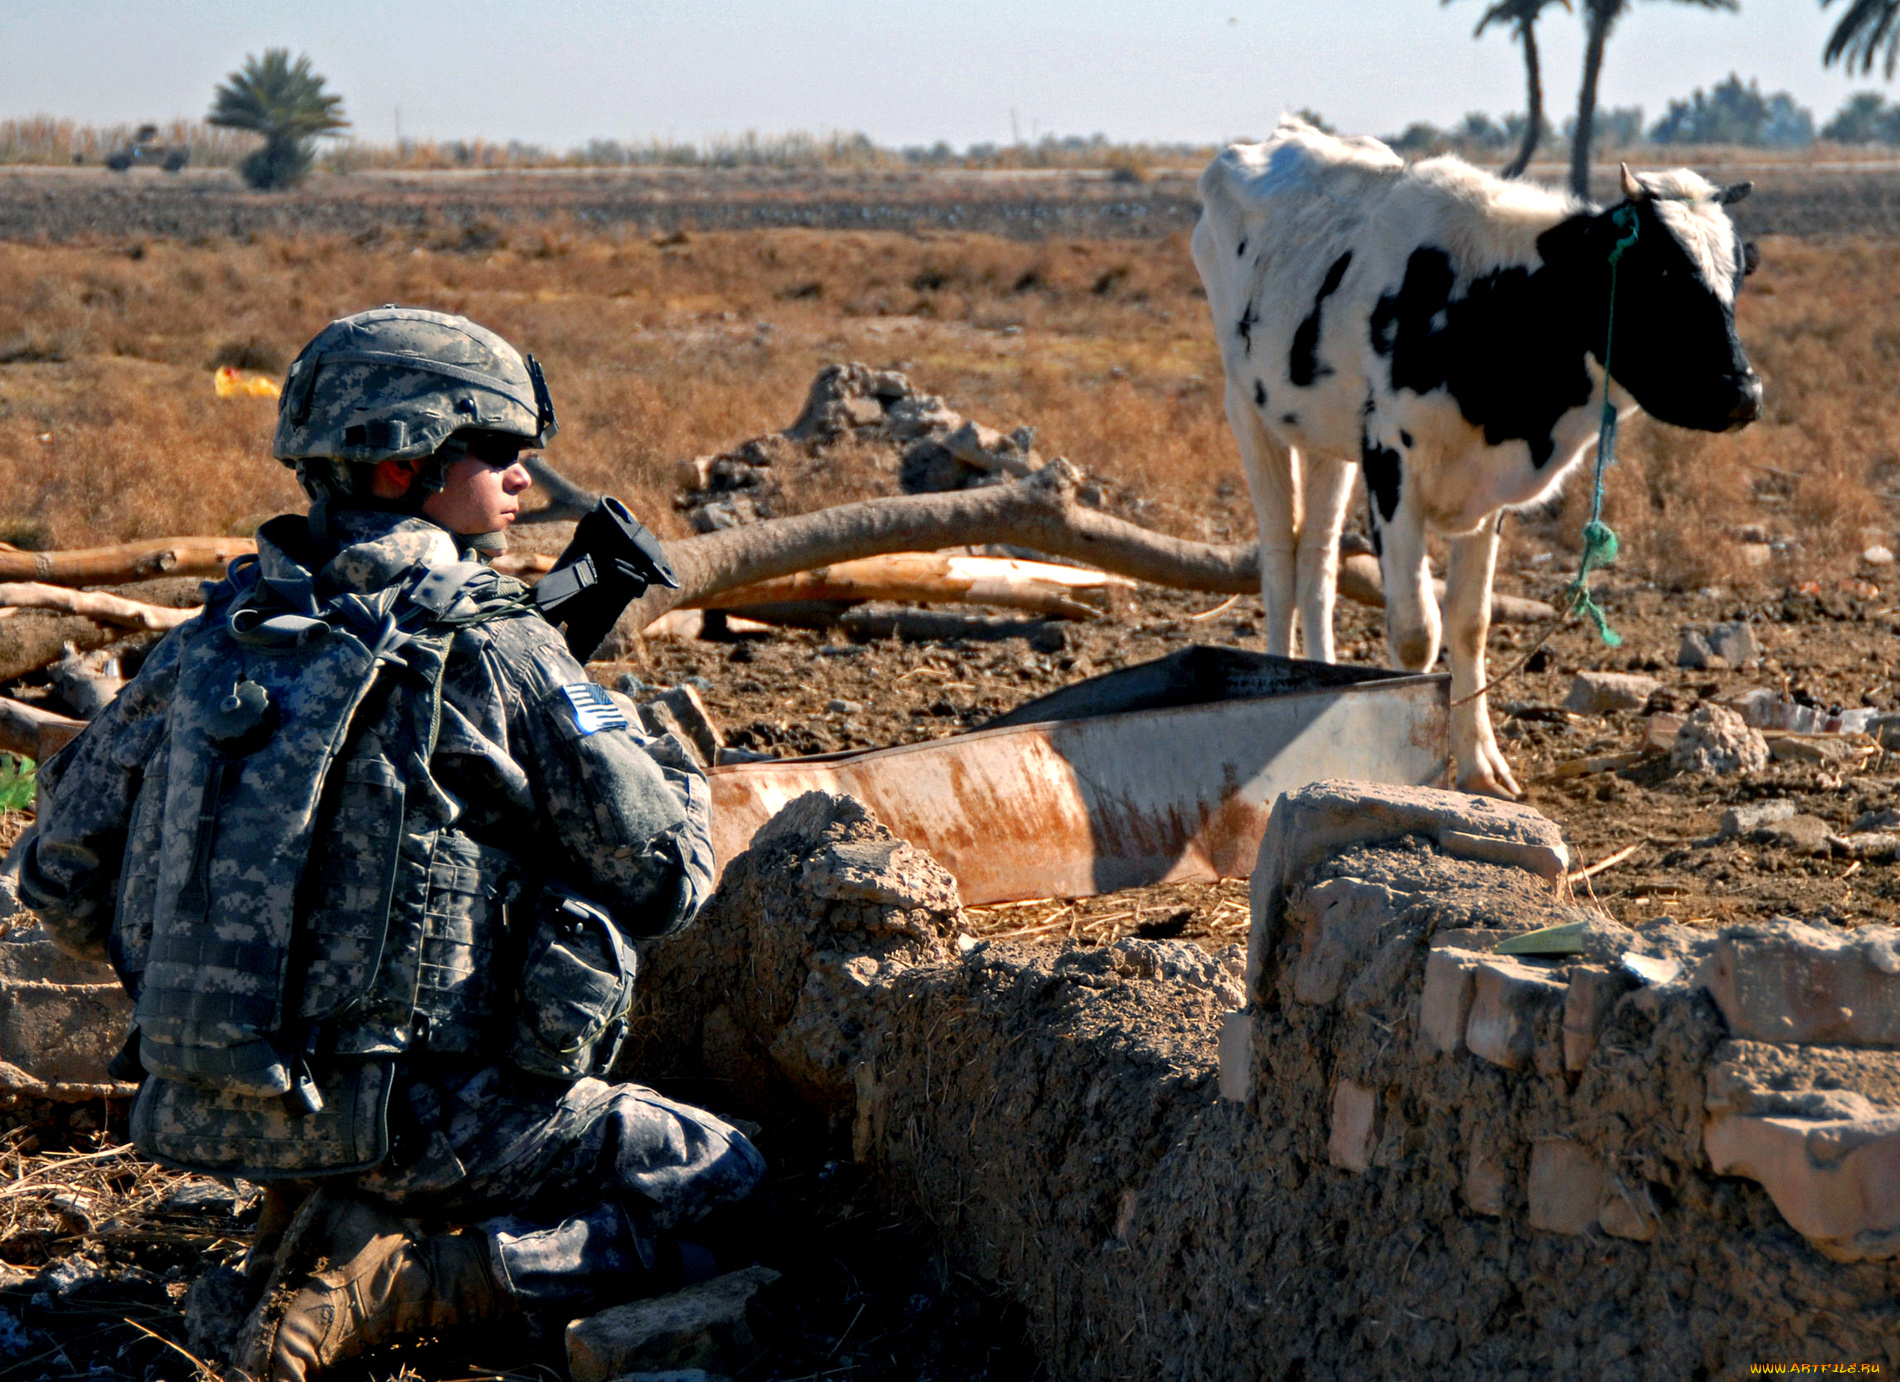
[619,556,1900,947]
[2,157,1900,242]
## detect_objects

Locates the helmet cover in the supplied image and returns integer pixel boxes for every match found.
[273,306,557,468]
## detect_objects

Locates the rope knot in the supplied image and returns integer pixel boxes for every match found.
[1579,520,1619,567]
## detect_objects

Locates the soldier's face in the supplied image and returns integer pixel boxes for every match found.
[422,453,535,535]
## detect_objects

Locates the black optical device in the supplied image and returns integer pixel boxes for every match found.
[535,497,681,660]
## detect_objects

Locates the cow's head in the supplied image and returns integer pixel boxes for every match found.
[1538,165,1761,434]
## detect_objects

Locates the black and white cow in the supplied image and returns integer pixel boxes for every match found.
[1192,116,1760,798]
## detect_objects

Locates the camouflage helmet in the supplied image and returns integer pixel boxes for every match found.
[273,306,557,474]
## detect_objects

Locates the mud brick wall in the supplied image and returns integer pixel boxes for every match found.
[632,784,1900,1381]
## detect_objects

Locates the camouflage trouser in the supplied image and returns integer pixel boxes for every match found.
[355,1066,767,1311]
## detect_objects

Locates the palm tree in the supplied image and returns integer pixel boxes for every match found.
[1569,0,1737,196]
[1823,0,1900,78]
[1448,0,1571,178]
[207,50,348,191]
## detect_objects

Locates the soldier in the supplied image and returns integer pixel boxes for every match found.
[17,308,766,1381]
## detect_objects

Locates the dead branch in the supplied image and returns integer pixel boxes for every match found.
[0,538,256,587]
[0,584,195,632]
[616,461,1265,636]
[1339,554,1555,625]
[599,461,1556,649]
[0,616,119,687]
[519,456,600,523]
[0,696,82,760]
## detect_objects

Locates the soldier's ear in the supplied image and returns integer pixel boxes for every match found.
[370,456,426,500]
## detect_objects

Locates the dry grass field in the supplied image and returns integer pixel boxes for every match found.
[0,220,1895,591]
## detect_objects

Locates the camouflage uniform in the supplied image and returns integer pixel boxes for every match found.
[21,505,764,1313]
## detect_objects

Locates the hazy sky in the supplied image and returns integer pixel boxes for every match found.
[0,1,1887,150]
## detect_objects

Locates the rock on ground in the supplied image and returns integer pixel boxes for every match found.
[1563,671,1659,715]
[566,1266,779,1382]
[1671,703,1770,775]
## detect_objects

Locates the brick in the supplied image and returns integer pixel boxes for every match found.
[566,1267,779,1382]
[1217,1009,1249,1103]
[1288,876,1409,1008]
[1699,922,1900,1046]
[1703,1112,1900,1262]
[1419,948,1482,1057]
[1249,780,1566,1003]
[1466,957,1567,1071]
[1563,965,1636,1072]
[1563,671,1659,716]
[1435,830,1569,881]
[1527,1139,1609,1236]
[1464,1135,1507,1216]
[1327,1079,1380,1174]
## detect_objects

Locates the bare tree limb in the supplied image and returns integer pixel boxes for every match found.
[613,461,1262,634]
[0,584,195,632]
[0,696,81,760]
[518,456,601,524]
[702,554,1130,619]
[0,537,256,586]
[602,461,1555,647]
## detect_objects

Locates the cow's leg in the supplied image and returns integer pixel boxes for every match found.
[1376,500,1441,675]
[1445,521,1522,799]
[1228,386,1299,656]
[1293,453,1356,663]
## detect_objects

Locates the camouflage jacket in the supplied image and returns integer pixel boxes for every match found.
[21,509,714,985]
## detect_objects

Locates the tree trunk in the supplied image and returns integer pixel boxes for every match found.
[1502,17,1544,179]
[0,583,194,632]
[519,456,599,524]
[1571,6,1613,197]
[614,461,1263,640]
[0,537,257,586]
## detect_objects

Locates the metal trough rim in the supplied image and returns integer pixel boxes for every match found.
[709,667,1451,777]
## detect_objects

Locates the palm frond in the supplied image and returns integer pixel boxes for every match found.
[1825,0,1900,78]
[207,49,348,140]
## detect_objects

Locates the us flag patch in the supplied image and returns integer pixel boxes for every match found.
[560,682,629,736]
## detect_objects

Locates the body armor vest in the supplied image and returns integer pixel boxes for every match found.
[122,518,533,1178]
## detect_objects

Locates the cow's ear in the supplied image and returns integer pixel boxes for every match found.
[1715,180,1754,206]
[1743,241,1762,277]
[1535,214,1595,269]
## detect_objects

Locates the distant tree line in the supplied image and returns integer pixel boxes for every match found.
[1372,76,1900,154]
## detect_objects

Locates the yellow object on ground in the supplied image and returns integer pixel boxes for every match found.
[214,366,281,399]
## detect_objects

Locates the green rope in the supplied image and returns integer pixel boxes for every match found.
[1566,204,1640,649]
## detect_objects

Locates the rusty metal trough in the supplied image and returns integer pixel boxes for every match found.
[709,647,1449,903]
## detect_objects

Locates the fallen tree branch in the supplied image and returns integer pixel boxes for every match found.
[602,461,1557,649]
[0,538,256,586]
[0,584,195,632]
[500,551,1133,620]
[519,456,601,524]
[1340,554,1555,625]
[613,461,1262,637]
[0,696,83,760]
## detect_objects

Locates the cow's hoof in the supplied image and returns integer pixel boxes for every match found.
[1457,750,1523,800]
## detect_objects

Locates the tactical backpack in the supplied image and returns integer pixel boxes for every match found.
[124,518,544,1179]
